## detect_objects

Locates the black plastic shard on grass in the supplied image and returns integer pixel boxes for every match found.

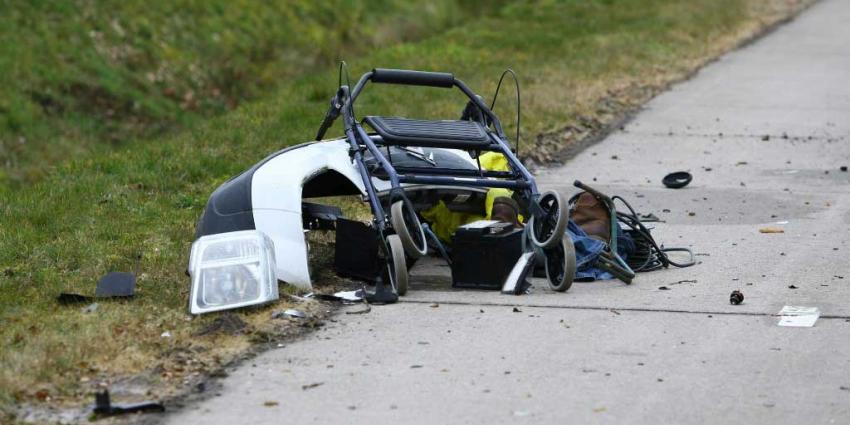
[57,272,137,306]
[93,390,164,417]
[95,272,136,298]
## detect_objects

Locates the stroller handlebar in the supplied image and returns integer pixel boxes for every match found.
[371,68,455,88]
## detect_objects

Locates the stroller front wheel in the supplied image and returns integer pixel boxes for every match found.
[544,234,576,292]
[391,199,428,258]
[385,234,409,296]
[529,190,568,249]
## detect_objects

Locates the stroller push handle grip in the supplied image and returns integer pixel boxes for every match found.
[574,180,613,203]
[371,68,455,88]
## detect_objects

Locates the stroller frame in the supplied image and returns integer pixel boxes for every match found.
[316,68,571,298]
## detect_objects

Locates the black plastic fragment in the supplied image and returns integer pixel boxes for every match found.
[662,171,693,189]
[95,272,136,298]
[93,390,164,416]
[729,290,744,305]
[364,277,398,305]
[57,293,94,305]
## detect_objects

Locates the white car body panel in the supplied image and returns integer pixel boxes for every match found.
[251,139,365,289]
[204,139,481,291]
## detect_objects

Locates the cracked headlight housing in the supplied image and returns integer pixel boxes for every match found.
[188,230,278,314]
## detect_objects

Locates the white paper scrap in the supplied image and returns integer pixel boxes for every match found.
[777,305,820,327]
[333,289,365,302]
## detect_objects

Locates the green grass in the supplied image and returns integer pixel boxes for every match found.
[0,0,500,184]
[0,0,807,416]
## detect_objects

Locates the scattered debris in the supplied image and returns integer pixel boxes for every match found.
[160,331,172,338]
[301,382,324,390]
[662,171,692,189]
[638,213,661,222]
[58,293,93,305]
[777,306,819,327]
[272,309,307,319]
[93,390,164,416]
[759,227,784,234]
[729,290,744,305]
[333,289,366,302]
[95,272,136,298]
[58,271,138,307]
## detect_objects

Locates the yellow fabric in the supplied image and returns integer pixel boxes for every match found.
[420,152,522,242]
[478,151,509,172]
[420,201,484,243]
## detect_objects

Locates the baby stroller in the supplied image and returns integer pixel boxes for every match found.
[314,68,576,297]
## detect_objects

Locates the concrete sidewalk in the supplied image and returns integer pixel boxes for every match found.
[165,1,850,423]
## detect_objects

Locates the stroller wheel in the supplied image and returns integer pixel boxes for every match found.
[529,190,568,249]
[391,199,428,258]
[544,233,576,292]
[385,234,409,296]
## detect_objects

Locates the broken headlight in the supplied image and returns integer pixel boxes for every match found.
[188,230,278,314]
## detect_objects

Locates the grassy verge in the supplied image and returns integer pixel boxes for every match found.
[0,0,811,420]
[0,0,500,184]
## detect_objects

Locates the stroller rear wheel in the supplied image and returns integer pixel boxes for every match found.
[529,190,568,250]
[544,234,576,292]
[391,199,428,258]
[384,234,409,296]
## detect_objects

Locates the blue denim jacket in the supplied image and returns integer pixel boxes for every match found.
[567,220,634,281]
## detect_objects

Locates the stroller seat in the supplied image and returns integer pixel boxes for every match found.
[364,116,492,150]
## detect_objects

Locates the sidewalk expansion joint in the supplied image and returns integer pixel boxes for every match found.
[399,299,850,320]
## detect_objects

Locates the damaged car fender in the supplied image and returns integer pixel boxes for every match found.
[194,139,366,291]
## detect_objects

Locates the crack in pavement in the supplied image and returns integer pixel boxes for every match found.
[399,299,850,320]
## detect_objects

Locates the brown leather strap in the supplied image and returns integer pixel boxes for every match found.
[569,192,610,243]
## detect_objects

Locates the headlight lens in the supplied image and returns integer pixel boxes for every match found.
[188,230,278,314]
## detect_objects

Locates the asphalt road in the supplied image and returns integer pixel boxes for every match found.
[165,1,850,423]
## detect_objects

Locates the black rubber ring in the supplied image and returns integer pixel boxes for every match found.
[662,171,692,189]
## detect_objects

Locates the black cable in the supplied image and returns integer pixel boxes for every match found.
[338,61,355,122]
[610,195,696,272]
[490,68,521,156]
